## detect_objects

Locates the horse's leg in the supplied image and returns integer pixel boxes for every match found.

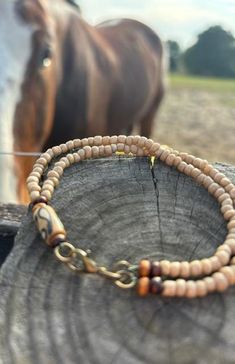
[140,85,164,138]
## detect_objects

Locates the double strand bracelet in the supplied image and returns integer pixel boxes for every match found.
[27,135,235,298]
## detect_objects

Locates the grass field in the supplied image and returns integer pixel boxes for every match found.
[152,73,235,164]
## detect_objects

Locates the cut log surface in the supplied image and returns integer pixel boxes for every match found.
[0,157,235,364]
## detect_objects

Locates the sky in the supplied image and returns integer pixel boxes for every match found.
[79,0,235,49]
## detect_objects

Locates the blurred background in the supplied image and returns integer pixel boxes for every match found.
[80,0,235,164]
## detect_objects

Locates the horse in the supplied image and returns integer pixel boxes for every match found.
[0,0,165,204]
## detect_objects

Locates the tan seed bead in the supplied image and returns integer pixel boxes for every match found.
[180,261,190,278]
[204,277,216,293]
[162,280,176,297]
[42,184,54,194]
[41,190,52,200]
[130,145,138,154]
[184,164,194,176]
[138,259,151,277]
[52,146,62,156]
[224,209,235,220]
[210,256,221,271]
[59,143,68,153]
[208,166,218,178]
[220,266,235,285]
[228,218,235,230]
[117,143,125,152]
[208,182,219,195]
[213,272,229,292]
[102,136,110,145]
[196,173,206,185]
[185,280,197,298]
[99,146,105,156]
[33,166,44,174]
[173,156,182,167]
[110,135,117,144]
[104,145,112,156]
[48,176,59,187]
[117,135,126,144]
[203,176,213,189]
[30,172,42,179]
[73,139,81,148]
[94,135,102,145]
[30,191,40,202]
[217,243,231,255]
[55,161,67,169]
[53,166,64,176]
[225,183,234,193]
[72,153,80,163]
[190,260,202,277]
[227,233,235,239]
[66,154,75,165]
[159,149,170,162]
[175,279,186,297]
[133,135,141,145]
[218,193,230,204]
[144,139,154,150]
[230,188,235,198]
[165,154,175,167]
[220,177,230,187]
[149,142,160,154]
[60,157,70,167]
[37,157,48,167]
[191,168,201,178]
[201,258,213,275]
[44,148,53,158]
[91,146,100,158]
[213,172,224,183]
[87,137,94,145]
[27,176,39,183]
[221,198,233,208]
[137,148,144,157]
[111,144,117,153]
[83,146,92,159]
[221,204,233,214]
[215,250,230,265]
[225,239,235,253]
[42,179,54,187]
[47,170,60,179]
[126,136,134,145]
[78,149,85,160]
[193,158,202,168]
[160,260,171,275]
[81,138,89,146]
[213,188,225,199]
[137,136,147,147]
[196,280,207,297]
[169,261,181,277]
[177,161,188,173]
[124,145,130,154]
[27,182,41,192]
[66,140,74,150]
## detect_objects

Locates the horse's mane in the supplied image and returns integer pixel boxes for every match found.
[66,0,81,12]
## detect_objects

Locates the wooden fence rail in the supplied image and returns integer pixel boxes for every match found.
[0,157,235,364]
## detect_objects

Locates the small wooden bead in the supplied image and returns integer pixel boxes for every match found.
[220,266,235,285]
[190,260,202,277]
[104,145,112,156]
[173,156,182,167]
[165,154,175,167]
[124,145,130,154]
[53,166,64,176]
[213,272,229,292]
[30,191,41,202]
[48,176,59,187]
[150,277,164,294]
[111,144,117,153]
[149,142,160,154]
[150,261,162,277]
[220,177,230,187]
[224,209,235,220]
[33,166,44,174]
[208,183,219,195]
[137,277,150,296]
[87,137,94,145]
[73,139,81,148]
[221,204,233,214]
[169,261,181,278]
[228,218,235,230]
[94,135,102,145]
[175,279,186,297]
[180,261,190,278]
[66,154,75,165]
[102,136,110,145]
[117,135,126,144]
[137,148,144,157]
[191,168,201,179]
[27,175,39,184]
[47,170,60,179]
[225,239,235,253]
[133,135,141,145]
[196,280,207,297]
[210,256,221,270]
[184,164,194,177]
[110,135,117,144]
[203,176,213,189]
[81,138,89,146]
[98,145,105,156]
[31,196,48,206]
[83,146,92,159]
[44,148,53,158]
[59,143,68,153]
[41,190,52,200]
[91,146,100,158]
[213,188,225,199]
[60,157,70,167]
[162,280,176,297]
[204,277,216,293]
[36,157,48,167]
[159,149,170,162]
[78,149,85,160]
[201,258,213,275]
[215,250,230,265]
[226,183,234,193]
[42,184,54,194]
[218,193,230,204]
[138,259,151,277]
[160,260,171,275]
[130,145,138,154]
[65,140,75,150]
[55,160,67,169]
[52,146,62,156]
[117,143,125,152]
[230,188,235,199]
[27,182,41,192]
[185,280,197,298]
[144,139,154,150]
[217,243,231,255]
[213,172,224,184]
[126,136,134,145]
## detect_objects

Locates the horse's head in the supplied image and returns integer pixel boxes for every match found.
[0,0,79,203]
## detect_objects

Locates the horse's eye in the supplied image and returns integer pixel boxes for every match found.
[39,46,53,69]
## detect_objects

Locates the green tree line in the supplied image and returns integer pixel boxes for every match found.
[167,26,235,78]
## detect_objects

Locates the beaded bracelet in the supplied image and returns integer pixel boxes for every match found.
[27,135,235,298]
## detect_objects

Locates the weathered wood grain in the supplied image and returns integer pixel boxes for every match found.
[0,157,235,364]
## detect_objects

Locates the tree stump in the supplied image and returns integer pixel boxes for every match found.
[0,157,235,364]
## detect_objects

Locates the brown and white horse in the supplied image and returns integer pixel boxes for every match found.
[0,0,165,204]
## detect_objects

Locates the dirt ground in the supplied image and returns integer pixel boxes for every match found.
[152,86,235,165]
